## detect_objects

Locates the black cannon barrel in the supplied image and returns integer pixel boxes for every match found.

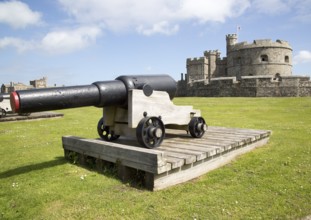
[11,74,176,113]
[0,93,9,102]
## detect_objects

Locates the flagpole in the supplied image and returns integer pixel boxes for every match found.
[236,25,241,41]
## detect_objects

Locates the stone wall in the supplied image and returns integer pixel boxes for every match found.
[176,76,311,97]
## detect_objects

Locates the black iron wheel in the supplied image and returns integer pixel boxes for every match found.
[189,117,207,138]
[0,109,6,118]
[97,117,120,141]
[136,116,165,149]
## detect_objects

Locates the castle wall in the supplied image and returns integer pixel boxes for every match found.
[179,34,310,97]
[176,80,187,97]
[299,79,311,96]
[176,76,311,97]
[215,58,227,77]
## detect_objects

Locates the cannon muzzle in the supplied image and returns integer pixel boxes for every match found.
[10,75,176,113]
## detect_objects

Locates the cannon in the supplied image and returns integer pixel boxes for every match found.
[0,93,11,117]
[1,93,31,117]
[10,75,207,148]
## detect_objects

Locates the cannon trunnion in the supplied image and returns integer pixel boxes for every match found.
[10,75,207,148]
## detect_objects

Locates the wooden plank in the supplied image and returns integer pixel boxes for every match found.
[155,150,196,164]
[207,130,261,140]
[165,156,184,169]
[208,126,271,137]
[62,136,170,174]
[166,127,270,136]
[166,126,270,140]
[165,134,237,149]
[204,134,253,144]
[202,136,247,146]
[165,130,244,150]
[208,130,262,138]
[206,132,257,141]
[162,140,220,157]
[164,137,235,153]
[188,139,237,150]
[158,145,207,161]
[152,137,270,190]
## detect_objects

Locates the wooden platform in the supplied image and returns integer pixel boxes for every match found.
[0,111,63,122]
[62,126,271,190]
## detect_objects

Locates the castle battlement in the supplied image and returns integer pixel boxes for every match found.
[229,39,292,51]
[226,34,238,39]
[204,50,219,55]
[186,57,207,65]
[186,57,205,61]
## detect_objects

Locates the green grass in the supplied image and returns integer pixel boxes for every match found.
[0,97,311,219]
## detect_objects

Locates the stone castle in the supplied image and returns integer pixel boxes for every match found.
[1,77,48,93]
[177,34,311,97]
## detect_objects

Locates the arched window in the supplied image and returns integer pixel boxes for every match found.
[261,55,268,62]
[285,56,289,63]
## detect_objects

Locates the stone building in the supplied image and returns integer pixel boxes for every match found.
[30,77,47,88]
[178,34,311,97]
[1,77,48,93]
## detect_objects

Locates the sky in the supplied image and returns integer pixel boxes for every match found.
[0,0,311,87]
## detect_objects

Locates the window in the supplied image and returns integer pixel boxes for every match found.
[234,57,242,65]
[285,56,289,63]
[261,55,268,62]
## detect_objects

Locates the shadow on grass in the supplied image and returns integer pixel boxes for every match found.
[0,157,67,179]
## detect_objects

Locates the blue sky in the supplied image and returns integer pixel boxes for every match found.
[0,0,311,86]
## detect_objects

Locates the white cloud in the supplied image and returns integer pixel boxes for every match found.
[41,26,102,54]
[0,26,102,54]
[294,50,311,64]
[0,0,42,29]
[137,22,179,36]
[58,0,251,35]
[180,0,250,23]
[0,37,35,52]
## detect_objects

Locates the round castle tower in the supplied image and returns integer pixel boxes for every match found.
[226,34,292,78]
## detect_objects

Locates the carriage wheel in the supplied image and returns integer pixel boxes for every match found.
[189,117,207,138]
[136,116,165,148]
[97,117,120,141]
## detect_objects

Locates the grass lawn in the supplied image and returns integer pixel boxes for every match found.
[0,97,310,219]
